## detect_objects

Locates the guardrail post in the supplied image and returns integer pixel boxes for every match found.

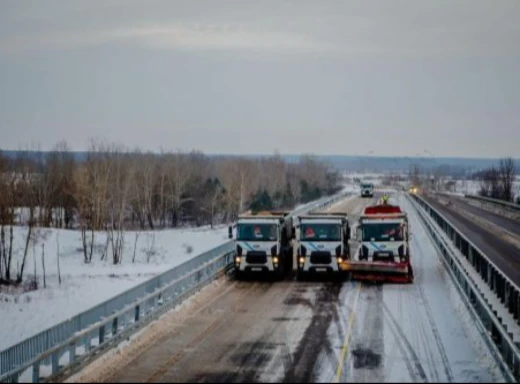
[135,305,140,323]
[51,351,59,375]
[32,361,40,383]
[112,316,118,337]
[69,340,76,364]
[99,325,105,345]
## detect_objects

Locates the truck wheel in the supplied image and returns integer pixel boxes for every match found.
[235,269,244,281]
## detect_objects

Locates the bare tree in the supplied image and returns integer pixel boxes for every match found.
[107,148,134,264]
[166,151,194,227]
[133,151,156,229]
[201,178,226,228]
[56,231,62,285]
[499,157,515,202]
[17,149,39,282]
[73,164,95,263]
[479,167,500,198]
[41,244,46,289]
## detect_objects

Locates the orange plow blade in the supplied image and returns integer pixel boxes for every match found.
[340,261,414,284]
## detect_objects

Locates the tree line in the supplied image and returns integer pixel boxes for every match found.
[475,158,517,203]
[0,140,341,281]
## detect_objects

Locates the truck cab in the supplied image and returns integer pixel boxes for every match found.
[355,205,409,264]
[296,213,350,278]
[229,211,293,278]
[360,183,374,198]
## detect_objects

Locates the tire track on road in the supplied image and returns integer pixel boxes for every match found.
[409,200,455,382]
[143,282,269,383]
[284,283,343,383]
[383,303,428,382]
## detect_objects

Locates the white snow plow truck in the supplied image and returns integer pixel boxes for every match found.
[360,183,374,198]
[341,199,414,283]
[228,211,294,279]
[296,212,350,279]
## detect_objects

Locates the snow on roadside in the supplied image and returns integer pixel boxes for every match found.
[0,225,229,351]
[394,193,506,382]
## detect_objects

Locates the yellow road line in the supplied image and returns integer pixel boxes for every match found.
[334,283,362,383]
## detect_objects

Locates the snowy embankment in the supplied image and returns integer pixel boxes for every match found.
[0,225,229,351]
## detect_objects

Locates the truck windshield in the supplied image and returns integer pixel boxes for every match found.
[301,224,341,241]
[237,223,278,241]
[362,184,373,189]
[362,223,404,242]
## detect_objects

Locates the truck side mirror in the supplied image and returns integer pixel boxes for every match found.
[228,226,233,239]
[292,226,296,240]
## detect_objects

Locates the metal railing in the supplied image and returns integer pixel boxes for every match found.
[465,194,520,211]
[408,193,520,381]
[0,190,352,383]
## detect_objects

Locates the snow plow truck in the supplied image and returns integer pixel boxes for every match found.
[229,211,294,279]
[340,198,414,283]
[295,212,350,279]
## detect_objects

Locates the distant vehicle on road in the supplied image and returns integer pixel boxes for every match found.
[360,182,374,198]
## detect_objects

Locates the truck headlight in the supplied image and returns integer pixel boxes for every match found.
[273,257,279,264]
[337,257,343,264]
[299,257,305,264]
[235,256,241,264]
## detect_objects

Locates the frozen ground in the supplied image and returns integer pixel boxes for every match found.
[0,225,229,351]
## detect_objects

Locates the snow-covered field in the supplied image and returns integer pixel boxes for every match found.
[0,225,230,350]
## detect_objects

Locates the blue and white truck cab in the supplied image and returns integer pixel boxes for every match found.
[295,212,350,279]
[229,211,294,278]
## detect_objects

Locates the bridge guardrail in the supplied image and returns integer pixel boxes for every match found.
[0,189,352,383]
[465,194,520,211]
[408,192,520,381]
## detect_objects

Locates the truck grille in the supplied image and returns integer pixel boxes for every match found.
[310,252,332,265]
[246,252,267,264]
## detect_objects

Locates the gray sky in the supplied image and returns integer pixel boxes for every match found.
[1,0,519,157]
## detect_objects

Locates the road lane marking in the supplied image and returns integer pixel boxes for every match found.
[334,282,362,383]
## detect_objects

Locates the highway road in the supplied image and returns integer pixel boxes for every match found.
[422,193,520,286]
[71,192,505,383]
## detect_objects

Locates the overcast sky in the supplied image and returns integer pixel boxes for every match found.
[1,0,519,157]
